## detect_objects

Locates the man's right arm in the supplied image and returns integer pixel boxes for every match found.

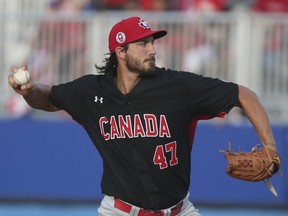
[8,66,59,112]
[23,83,59,112]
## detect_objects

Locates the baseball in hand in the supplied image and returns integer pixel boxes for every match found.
[13,68,31,85]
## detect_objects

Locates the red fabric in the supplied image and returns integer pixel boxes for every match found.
[139,0,153,10]
[193,0,226,11]
[253,0,288,13]
[138,0,169,11]
[177,0,227,11]
[108,17,167,52]
[114,199,132,213]
[114,198,182,216]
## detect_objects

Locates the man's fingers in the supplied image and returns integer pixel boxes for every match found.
[20,82,33,90]
[11,64,28,72]
[8,64,32,95]
[21,63,28,71]
[8,74,18,88]
[11,65,18,73]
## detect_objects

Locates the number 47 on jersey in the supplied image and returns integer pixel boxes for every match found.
[153,141,178,169]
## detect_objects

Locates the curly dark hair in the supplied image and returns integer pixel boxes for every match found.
[94,52,117,75]
[95,44,129,75]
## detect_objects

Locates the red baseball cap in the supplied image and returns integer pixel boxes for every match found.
[108,17,167,53]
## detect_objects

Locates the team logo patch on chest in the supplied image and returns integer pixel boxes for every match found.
[99,114,171,141]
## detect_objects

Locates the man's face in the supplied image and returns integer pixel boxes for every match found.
[125,36,157,77]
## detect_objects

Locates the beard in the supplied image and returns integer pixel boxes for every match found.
[125,53,156,78]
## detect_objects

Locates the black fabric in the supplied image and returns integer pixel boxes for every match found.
[50,67,238,210]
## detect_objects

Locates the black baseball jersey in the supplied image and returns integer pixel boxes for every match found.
[50,67,238,210]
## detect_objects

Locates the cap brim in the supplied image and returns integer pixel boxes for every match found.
[152,30,167,40]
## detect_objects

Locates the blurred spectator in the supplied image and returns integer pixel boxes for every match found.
[31,0,86,83]
[185,31,231,81]
[83,0,139,10]
[124,0,139,10]
[180,0,231,77]
[138,0,173,11]
[103,0,129,10]
[224,0,254,12]
[57,0,86,81]
[252,0,288,13]
[252,0,288,93]
[81,0,175,11]
[260,23,288,93]
[82,0,105,11]
[5,0,87,118]
[183,26,215,74]
[176,0,227,13]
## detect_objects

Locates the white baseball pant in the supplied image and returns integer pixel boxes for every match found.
[98,192,201,216]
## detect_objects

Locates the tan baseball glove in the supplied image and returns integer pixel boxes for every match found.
[220,143,281,182]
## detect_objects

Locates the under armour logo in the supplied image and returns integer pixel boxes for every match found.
[94,96,104,103]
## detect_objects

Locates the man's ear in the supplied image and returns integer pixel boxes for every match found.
[115,47,126,59]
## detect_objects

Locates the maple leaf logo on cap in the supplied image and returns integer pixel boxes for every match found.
[138,18,150,29]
